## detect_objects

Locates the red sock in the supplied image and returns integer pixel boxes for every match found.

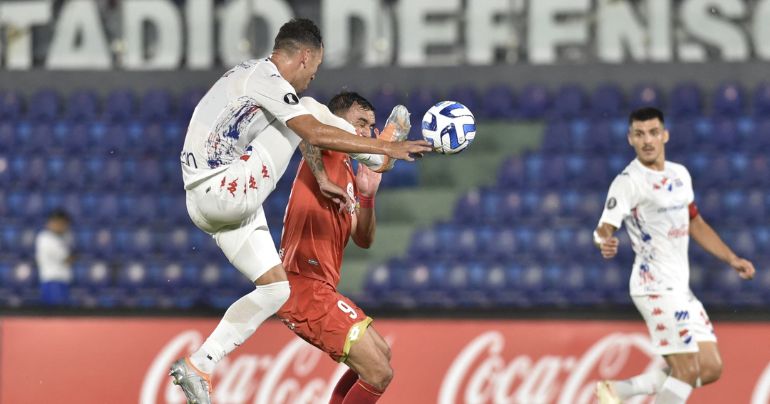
[341,379,384,404]
[330,368,359,404]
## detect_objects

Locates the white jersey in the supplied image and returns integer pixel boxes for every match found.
[35,229,73,283]
[599,159,695,296]
[181,58,310,190]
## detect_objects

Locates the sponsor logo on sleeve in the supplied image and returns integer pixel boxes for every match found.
[607,197,617,209]
[284,93,299,105]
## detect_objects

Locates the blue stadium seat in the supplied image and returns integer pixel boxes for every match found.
[22,123,54,154]
[67,90,99,121]
[104,89,136,122]
[453,189,481,225]
[73,260,111,290]
[498,191,524,224]
[541,122,569,153]
[14,156,47,190]
[752,82,770,116]
[748,119,770,153]
[491,263,530,306]
[162,121,185,151]
[482,84,516,119]
[551,84,587,119]
[629,83,664,110]
[57,123,90,154]
[364,262,395,299]
[94,193,120,224]
[28,89,60,121]
[0,121,14,152]
[586,121,613,153]
[496,155,524,189]
[541,155,568,189]
[487,228,517,262]
[517,84,549,119]
[446,86,481,118]
[712,82,745,117]
[134,158,162,191]
[591,84,624,118]
[0,91,23,121]
[140,89,173,122]
[669,82,702,118]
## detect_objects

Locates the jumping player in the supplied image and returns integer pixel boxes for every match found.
[593,107,756,404]
[169,19,431,404]
[278,92,405,404]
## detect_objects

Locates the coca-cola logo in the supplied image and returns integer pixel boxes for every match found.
[439,331,664,404]
[140,330,349,404]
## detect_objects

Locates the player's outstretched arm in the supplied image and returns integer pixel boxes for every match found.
[594,223,620,259]
[350,164,381,249]
[299,141,354,210]
[690,214,756,280]
[287,114,432,161]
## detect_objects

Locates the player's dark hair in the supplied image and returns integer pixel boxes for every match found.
[327,91,376,115]
[273,18,323,53]
[48,209,70,223]
[629,107,665,125]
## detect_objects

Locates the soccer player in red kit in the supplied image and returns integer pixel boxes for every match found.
[278,91,408,404]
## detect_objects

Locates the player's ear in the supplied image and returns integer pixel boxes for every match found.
[300,48,311,67]
[662,128,670,144]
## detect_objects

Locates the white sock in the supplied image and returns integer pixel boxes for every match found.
[655,376,693,404]
[190,281,290,374]
[612,368,669,399]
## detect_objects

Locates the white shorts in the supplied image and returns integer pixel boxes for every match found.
[186,149,281,281]
[632,291,717,356]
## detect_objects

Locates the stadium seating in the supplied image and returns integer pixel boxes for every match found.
[1,82,768,310]
[362,81,770,310]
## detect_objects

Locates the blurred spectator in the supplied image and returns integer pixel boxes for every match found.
[35,210,75,306]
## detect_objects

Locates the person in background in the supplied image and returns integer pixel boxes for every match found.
[35,209,75,306]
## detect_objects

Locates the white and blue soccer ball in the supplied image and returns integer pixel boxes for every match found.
[421,101,476,155]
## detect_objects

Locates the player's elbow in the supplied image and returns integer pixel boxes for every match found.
[353,236,373,249]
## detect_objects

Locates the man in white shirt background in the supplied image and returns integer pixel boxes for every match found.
[35,210,75,307]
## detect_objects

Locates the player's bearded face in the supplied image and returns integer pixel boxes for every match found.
[628,119,668,164]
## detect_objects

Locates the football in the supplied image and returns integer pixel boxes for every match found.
[421,101,476,154]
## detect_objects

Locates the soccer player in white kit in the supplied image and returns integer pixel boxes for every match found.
[169,19,431,404]
[593,108,756,404]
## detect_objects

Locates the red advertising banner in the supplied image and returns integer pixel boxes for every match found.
[1,317,769,404]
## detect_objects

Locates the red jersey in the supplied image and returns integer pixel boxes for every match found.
[280,150,357,287]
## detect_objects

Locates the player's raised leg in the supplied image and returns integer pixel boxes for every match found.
[171,214,289,403]
[337,326,393,404]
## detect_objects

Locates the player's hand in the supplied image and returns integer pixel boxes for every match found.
[599,237,619,259]
[318,178,354,212]
[385,140,432,161]
[729,256,755,280]
[356,163,382,198]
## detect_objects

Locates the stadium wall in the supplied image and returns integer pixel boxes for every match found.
[2,61,770,97]
[2,317,770,404]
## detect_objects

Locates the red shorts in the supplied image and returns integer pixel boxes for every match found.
[277,272,372,362]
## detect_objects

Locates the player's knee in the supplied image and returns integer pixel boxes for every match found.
[700,361,723,385]
[259,281,291,313]
[369,363,393,391]
[671,363,700,386]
